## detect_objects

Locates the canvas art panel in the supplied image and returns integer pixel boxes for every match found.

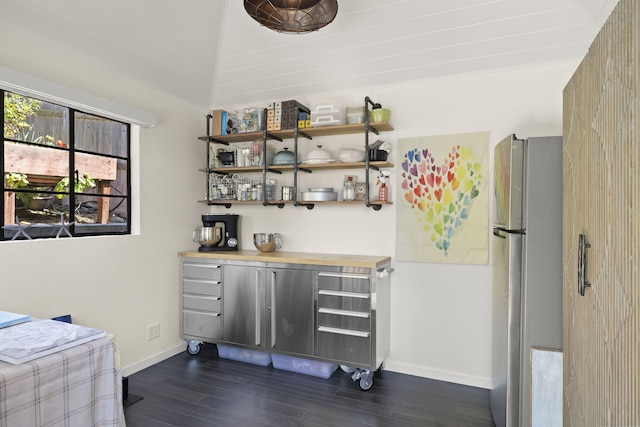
[396,131,489,264]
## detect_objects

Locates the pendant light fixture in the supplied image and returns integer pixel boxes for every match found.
[244,0,338,34]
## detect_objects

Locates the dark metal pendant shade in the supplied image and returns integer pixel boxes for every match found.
[244,0,338,34]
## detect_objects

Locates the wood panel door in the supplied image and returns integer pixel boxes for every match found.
[562,0,639,425]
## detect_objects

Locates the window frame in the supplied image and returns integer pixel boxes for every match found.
[2,89,133,240]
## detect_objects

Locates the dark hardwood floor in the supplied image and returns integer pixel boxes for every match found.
[124,344,495,427]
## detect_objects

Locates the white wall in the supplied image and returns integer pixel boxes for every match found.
[377,64,575,387]
[0,27,207,373]
[0,24,577,387]
[223,62,578,388]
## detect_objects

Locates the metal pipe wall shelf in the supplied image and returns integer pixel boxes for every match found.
[200,96,394,210]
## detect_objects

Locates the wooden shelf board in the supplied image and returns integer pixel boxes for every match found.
[297,201,393,205]
[198,122,393,143]
[201,200,296,207]
[200,199,392,206]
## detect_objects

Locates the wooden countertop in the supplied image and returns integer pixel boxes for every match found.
[178,250,391,268]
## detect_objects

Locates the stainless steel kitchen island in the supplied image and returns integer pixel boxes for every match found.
[178,250,392,390]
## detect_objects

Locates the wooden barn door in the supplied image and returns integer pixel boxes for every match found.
[562,0,639,425]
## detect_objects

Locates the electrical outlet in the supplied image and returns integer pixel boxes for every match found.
[147,322,160,340]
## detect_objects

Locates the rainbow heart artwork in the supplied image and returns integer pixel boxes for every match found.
[400,145,482,256]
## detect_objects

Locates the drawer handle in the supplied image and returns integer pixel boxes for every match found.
[318,290,369,299]
[184,263,221,269]
[318,326,370,338]
[184,309,220,317]
[184,294,220,301]
[183,279,221,285]
[318,308,370,318]
[255,270,261,346]
[318,272,369,280]
[271,271,276,349]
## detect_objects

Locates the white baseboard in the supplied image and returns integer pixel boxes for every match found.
[383,360,491,390]
[121,342,185,377]
[120,344,492,390]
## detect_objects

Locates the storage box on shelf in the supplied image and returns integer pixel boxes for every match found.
[237,107,263,133]
[346,106,365,124]
[266,100,311,131]
[310,105,344,127]
[211,108,263,136]
[209,109,240,136]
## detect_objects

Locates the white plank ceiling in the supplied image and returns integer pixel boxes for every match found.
[0,0,620,108]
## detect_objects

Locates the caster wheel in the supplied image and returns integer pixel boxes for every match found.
[340,365,356,374]
[359,377,373,390]
[187,342,201,355]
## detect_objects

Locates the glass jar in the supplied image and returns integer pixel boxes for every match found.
[343,181,356,201]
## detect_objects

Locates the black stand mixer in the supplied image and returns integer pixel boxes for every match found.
[194,214,239,252]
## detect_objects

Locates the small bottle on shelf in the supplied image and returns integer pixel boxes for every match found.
[379,181,388,202]
[377,171,390,202]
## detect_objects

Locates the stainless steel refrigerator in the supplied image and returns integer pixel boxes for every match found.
[490,135,563,427]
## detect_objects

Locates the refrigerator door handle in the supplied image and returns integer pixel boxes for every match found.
[578,233,591,296]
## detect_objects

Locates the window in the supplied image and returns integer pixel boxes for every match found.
[2,90,131,240]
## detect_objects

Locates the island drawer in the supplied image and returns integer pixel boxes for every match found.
[183,310,221,341]
[183,258,222,281]
[183,279,221,297]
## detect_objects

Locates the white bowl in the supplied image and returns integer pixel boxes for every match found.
[338,149,365,163]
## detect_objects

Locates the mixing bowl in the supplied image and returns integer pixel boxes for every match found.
[193,226,223,246]
[254,233,282,252]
